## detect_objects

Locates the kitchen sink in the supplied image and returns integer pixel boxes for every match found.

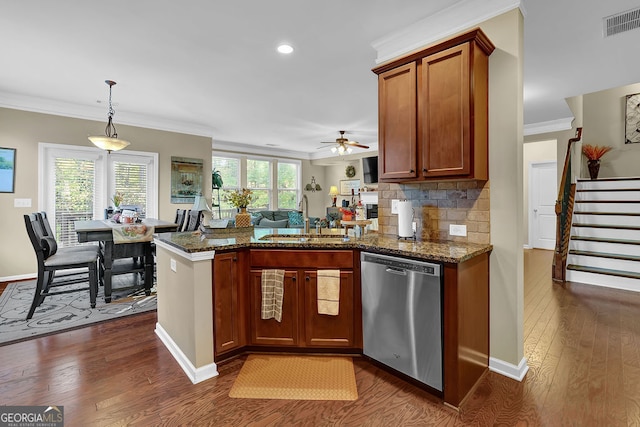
[258,233,349,243]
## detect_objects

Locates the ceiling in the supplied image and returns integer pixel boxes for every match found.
[1,0,639,159]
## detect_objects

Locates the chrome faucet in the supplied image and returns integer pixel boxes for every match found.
[301,194,310,233]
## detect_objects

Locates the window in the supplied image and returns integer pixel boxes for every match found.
[277,161,299,209]
[212,155,240,218]
[247,158,271,210]
[212,153,301,213]
[40,143,158,247]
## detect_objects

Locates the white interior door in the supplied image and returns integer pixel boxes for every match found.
[530,161,557,250]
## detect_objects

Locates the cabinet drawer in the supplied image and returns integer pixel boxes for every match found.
[250,250,354,269]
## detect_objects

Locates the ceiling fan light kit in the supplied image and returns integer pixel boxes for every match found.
[322,130,369,156]
[89,80,130,153]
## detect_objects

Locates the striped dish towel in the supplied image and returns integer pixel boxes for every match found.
[317,270,340,316]
[261,269,285,322]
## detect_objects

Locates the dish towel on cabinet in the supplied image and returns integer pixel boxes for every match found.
[317,270,340,316]
[261,269,285,322]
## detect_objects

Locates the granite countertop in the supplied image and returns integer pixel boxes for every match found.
[155,227,492,264]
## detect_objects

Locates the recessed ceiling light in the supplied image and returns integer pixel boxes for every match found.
[277,44,294,54]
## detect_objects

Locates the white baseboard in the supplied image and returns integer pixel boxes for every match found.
[155,322,218,384]
[523,244,532,249]
[489,356,529,381]
[0,273,36,283]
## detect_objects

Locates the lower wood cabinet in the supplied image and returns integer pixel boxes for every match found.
[249,269,299,346]
[249,249,358,349]
[212,250,247,356]
[303,270,354,347]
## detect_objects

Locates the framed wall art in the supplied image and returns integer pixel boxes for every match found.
[625,92,640,144]
[340,179,360,196]
[0,147,16,193]
[171,156,203,203]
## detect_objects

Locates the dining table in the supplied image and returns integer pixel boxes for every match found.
[74,218,179,302]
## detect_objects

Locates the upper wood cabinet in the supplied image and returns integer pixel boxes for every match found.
[374,28,494,182]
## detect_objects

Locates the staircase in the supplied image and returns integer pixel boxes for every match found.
[566,177,640,291]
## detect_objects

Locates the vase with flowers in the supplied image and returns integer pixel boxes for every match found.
[224,188,253,227]
[582,144,613,180]
[112,192,124,209]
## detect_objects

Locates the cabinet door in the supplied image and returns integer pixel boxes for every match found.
[303,270,354,347]
[249,269,299,346]
[378,62,418,181]
[213,251,246,355]
[420,43,471,178]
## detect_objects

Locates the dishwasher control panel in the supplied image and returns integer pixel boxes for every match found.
[361,253,440,276]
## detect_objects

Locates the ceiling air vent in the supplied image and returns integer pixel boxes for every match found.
[603,7,640,37]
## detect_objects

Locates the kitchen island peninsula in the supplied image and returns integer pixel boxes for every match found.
[153,227,491,408]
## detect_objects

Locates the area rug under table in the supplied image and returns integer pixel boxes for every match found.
[229,354,358,401]
[0,276,156,346]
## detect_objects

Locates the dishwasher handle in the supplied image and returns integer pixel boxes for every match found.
[385,267,407,276]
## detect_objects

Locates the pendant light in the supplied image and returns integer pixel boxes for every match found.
[88,80,130,153]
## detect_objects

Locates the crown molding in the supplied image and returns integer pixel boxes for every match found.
[0,90,215,138]
[524,117,574,136]
[372,0,522,64]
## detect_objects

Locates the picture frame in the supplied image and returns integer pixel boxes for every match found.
[625,92,640,144]
[171,156,204,203]
[340,179,360,195]
[0,147,16,193]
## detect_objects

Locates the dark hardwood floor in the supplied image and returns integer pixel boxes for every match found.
[2,249,640,425]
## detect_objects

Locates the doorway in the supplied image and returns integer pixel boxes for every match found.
[529,161,557,250]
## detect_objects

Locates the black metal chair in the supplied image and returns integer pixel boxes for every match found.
[23,213,99,319]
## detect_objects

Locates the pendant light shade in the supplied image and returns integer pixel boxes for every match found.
[89,80,130,153]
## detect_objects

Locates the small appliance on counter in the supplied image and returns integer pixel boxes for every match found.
[397,200,415,240]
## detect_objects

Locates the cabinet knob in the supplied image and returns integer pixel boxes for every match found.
[292,276,296,282]
[409,169,415,173]
[232,257,237,261]
[306,276,310,281]
[422,168,428,173]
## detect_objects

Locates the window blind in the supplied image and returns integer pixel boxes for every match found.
[54,157,95,247]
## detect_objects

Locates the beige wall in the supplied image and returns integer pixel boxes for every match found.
[0,107,212,280]
[581,82,640,178]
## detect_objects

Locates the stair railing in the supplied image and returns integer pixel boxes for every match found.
[552,127,582,282]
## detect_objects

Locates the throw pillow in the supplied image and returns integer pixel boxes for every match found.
[273,210,290,221]
[259,218,288,228]
[288,210,305,226]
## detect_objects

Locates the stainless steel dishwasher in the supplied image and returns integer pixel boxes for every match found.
[361,252,443,391]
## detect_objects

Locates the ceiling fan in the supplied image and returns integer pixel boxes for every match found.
[321,130,369,155]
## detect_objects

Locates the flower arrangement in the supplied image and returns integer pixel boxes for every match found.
[112,192,124,208]
[223,188,253,208]
[582,144,612,161]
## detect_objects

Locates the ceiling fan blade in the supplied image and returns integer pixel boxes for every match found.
[320,141,337,144]
[350,143,369,149]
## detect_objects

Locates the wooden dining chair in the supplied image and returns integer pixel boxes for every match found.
[37,211,99,255]
[23,213,99,319]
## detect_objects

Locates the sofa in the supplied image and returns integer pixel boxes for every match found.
[227,209,319,229]
[252,209,319,229]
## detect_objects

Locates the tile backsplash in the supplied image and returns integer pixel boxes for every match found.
[376,180,490,244]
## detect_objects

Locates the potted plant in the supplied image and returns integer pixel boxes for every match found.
[212,169,223,189]
[582,144,613,180]
[112,192,124,210]
[223,188,253,227]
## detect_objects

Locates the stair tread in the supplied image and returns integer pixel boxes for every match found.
[575,200,640,203]
[567,264,640,280]
[577,188,640,192]
[574,211,640,216]
[570,236,640,245]
[569,250,640,262]
[572,223,640,231]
